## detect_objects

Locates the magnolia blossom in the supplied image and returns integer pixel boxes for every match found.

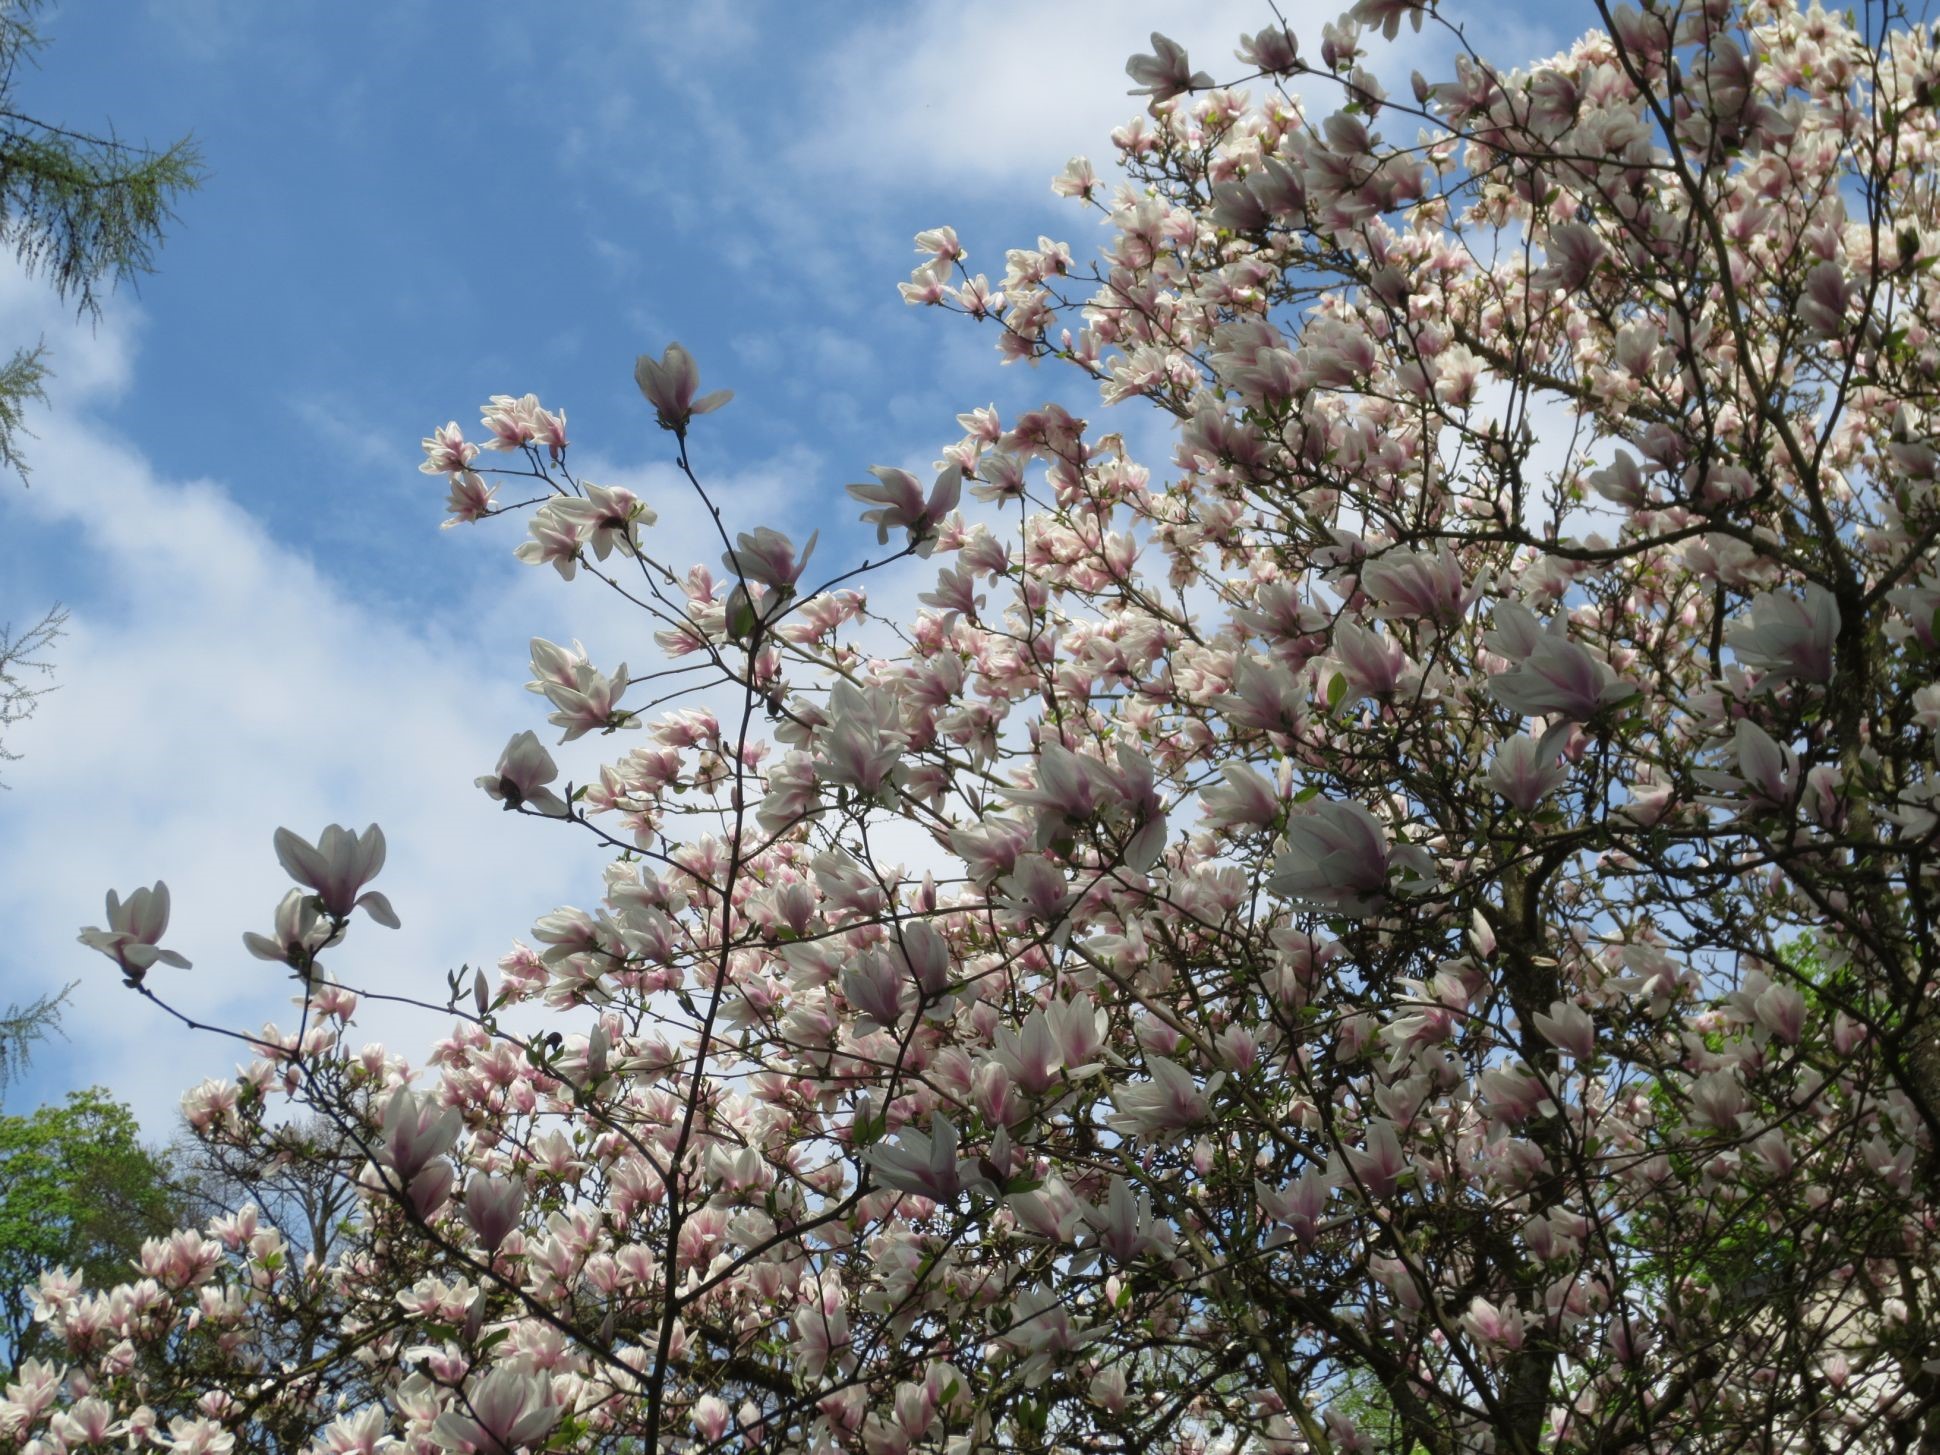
[431,1367,560,1455]
[477,730,568,816]
[998,1286,1099,1387]
[1343,1120,1409,1199]
[867,1118,981,1202]
[1359,546,1478,625]
[847,464,962,555]
[1200,761,1280,831]
[78,882,191,983]
[1078,1178,1174,1262]
[1266,799,1424,915]
[634,342,731,433]
[724,525,817,594]
[818,680,906,795]
[378,1087,461,1181]
[551,482,651,562]
[1487,733,1568,811]
[1726,583,1841,684]
[419,422,477,475]
[273,823,400,927]
[1531,1000,1595,1060]
[1125,32,1214,100]
[1257,1166,1336,1244]
[529,644,631,744]
[1106,1057,1223,1139]
[462,1175,526,1253]
[241,888,342,971]
[1694,719,1798,813]
[511,500,585,580]
[1462,1296,1527,1356]
[1489,636,1635,722]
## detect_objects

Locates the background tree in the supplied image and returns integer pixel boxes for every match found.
[0,0,201,477]
[0,980,66,1099]
[168,1111,361,1265]
[0,0,202,780]
[0,1087,182,1369]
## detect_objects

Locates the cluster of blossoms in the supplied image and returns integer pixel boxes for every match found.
[25,3,1940,1452]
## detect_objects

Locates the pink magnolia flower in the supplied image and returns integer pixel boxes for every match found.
[634,342,731,433]
[511,501,584,580]
[1330,621,1409,703]
[1587,449,1646,507]
[1201,761,1281,831]
[1236,26,1300,73]
[1051,156,1098,200]
[999,1286,1099,1387]
[477,730,568,816]
[1047,997,1108,1075]
[1125,32,1214,100]
[691,1396,732,1445]
[913,226,962,262]
[847,464,962,557]
[419,422,477,475]
[463,1175,526,1254]
[1359,547,1478,626]
[431,1367,560,1455]
[1267,799,1426,915]
[553,482,652,562]
[1490,635,1635,722]
[841,952,913,1031]
[1799,260,1850,335]
[1222,655,1307,736]
[1734,719,1796,807]
[1257,1165,1336,1243]
[378,1087,461,1181]
[990,1009,1064,1096]
[535,653,632,744]
[1754,982,1806,1045]
[818,681,907,796]
[478,393,541,452]
[1531,1000,1595,1060]
[1726,583,1841,685]
[867,1118,980,1202]
[274,824,400,927]
[1010,1176,1082,1242]
[241,888,342,972]
[442,469,496,525]
[1461,1296,1527,1356]
[1537,222,1608,293]
[1004,742,1099,846]
[724,525,817,595]
[160,1416,234,1455]
[1343,1120,1409,1199]
[1079,1178,1173,1261]
[1689,1070,1747,1131]
[1488,733,1569,812]
[78,882,192,984]
[1106,1057,1223,1139]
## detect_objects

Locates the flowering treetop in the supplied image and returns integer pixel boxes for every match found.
[21,2,1940,1453]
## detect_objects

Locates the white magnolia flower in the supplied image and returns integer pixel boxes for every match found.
[78,882,191,984]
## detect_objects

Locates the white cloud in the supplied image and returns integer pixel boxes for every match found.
[797,1,1291,195]
[795,2,1500,201]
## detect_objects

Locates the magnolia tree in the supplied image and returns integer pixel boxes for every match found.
[12,1,1940,1451]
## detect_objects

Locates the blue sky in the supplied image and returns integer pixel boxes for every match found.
[0,0,1564,1127]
